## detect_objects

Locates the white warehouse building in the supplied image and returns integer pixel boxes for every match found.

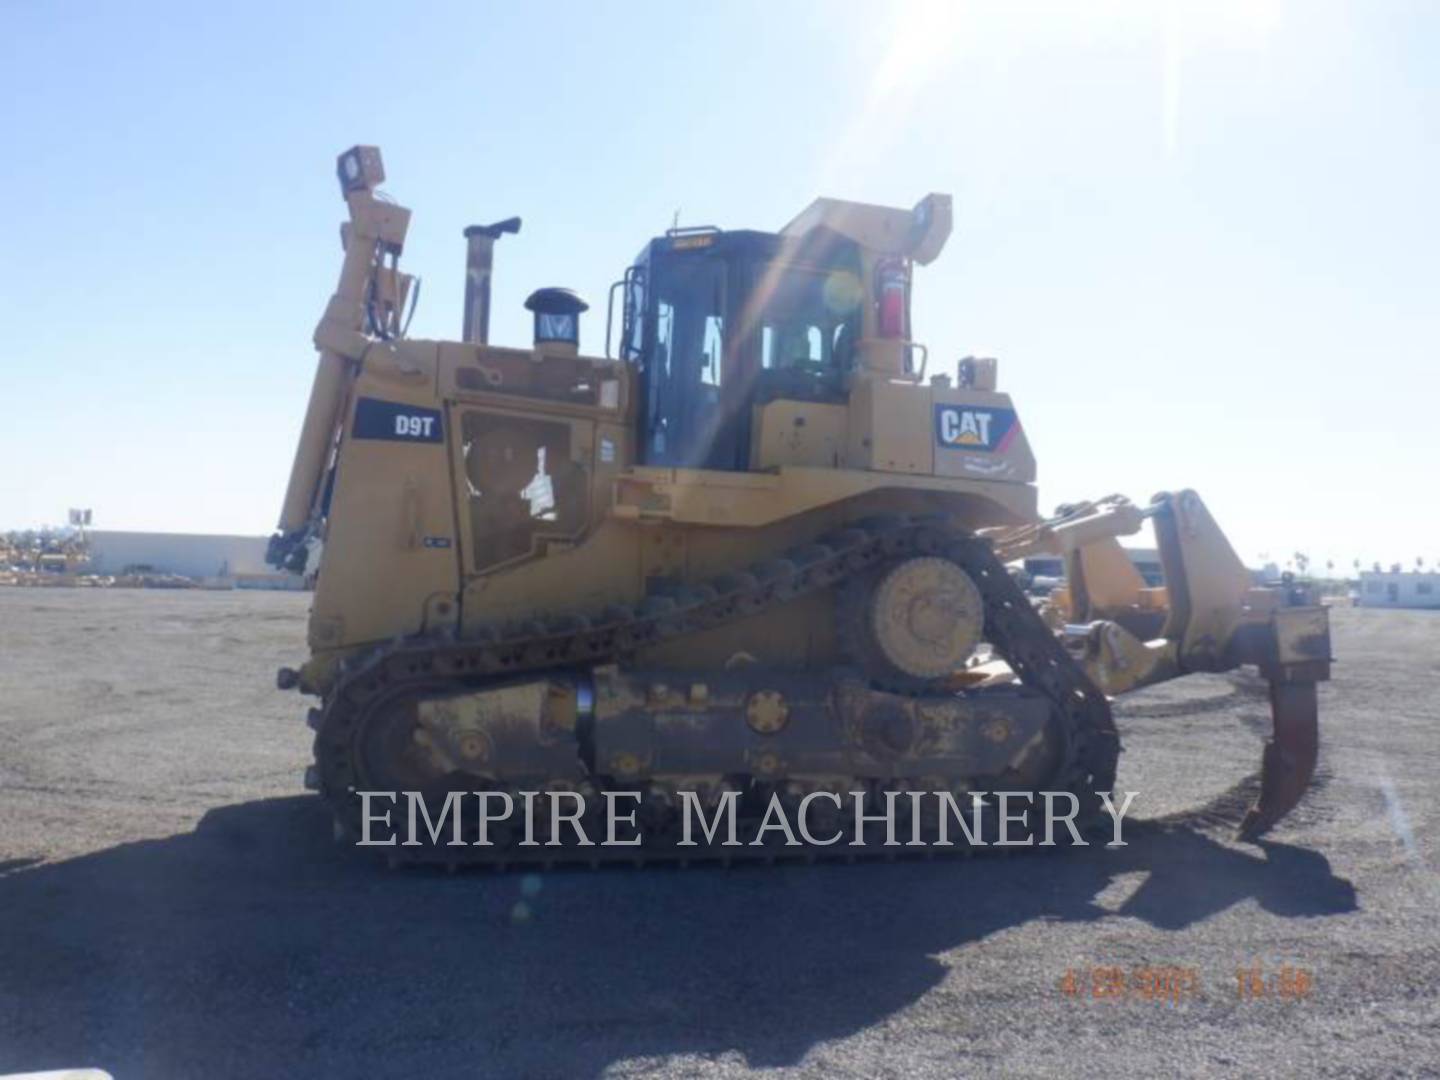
[1357,570,1440,609]
[86,531,273,580]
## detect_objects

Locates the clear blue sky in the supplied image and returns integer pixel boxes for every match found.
[2,0,1436,571]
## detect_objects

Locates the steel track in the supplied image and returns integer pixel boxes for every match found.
[310,516,1120,867]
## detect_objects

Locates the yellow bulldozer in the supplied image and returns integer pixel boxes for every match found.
[270,146,1329,864]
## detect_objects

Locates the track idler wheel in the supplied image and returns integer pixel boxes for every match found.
[843,556,985,690]
[1237,679,1320,841]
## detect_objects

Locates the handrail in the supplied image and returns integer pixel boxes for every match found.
[604,278,624,359]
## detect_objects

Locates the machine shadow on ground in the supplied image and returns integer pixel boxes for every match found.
[0,796,1357,1077]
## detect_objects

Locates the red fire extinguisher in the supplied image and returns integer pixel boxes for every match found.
[877,258,908,340]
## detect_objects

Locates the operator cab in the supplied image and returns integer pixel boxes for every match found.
[618,226,885,471]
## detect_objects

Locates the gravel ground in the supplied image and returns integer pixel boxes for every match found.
[0,590,1436,1078]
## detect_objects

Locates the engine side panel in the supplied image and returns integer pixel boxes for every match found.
[308,345,461,653]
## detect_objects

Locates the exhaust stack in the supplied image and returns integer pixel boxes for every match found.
[462,217,521,344]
